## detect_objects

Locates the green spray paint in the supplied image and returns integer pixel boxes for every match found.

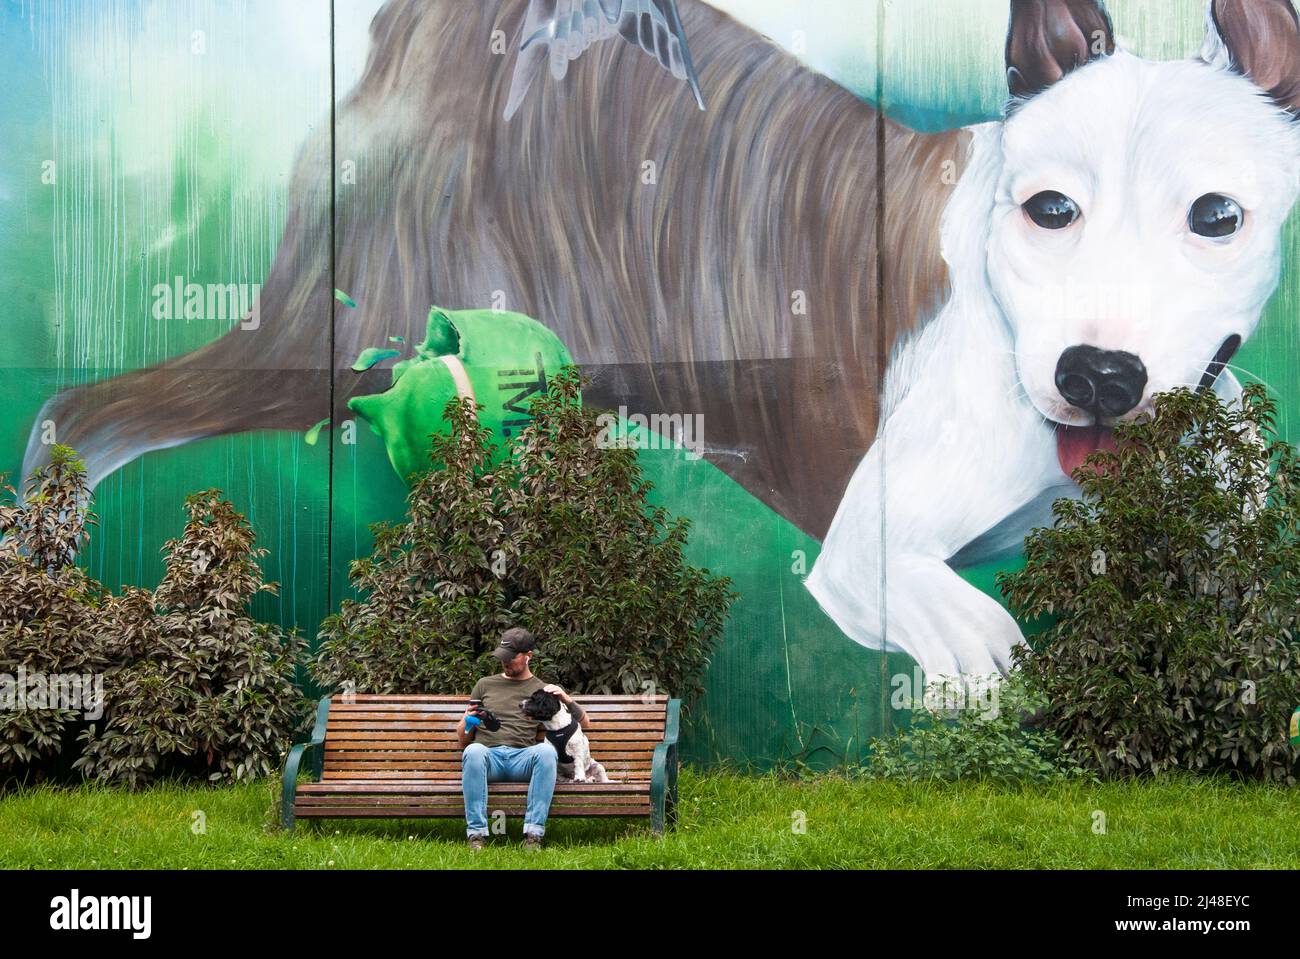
[349,305,575,483]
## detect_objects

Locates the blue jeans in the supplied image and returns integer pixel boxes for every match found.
[461,741,557,837]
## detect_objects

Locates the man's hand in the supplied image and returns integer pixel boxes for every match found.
[457,707,479,747]
[544,684,590,729]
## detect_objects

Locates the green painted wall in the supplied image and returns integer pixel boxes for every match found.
[2,0,1296,769]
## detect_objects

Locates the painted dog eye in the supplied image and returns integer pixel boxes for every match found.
[1023,190,1080,230]
[1189,193,1243,238]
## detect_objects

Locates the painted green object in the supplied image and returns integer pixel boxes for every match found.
[1290,707,1300,746]
[352,347,402,372]
[349,306,575,483]
[304,418,331,446]
[280,696,332,832]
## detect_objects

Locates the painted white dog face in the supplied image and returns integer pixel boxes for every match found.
[806,0,1300,679]
[987,44,1300,476]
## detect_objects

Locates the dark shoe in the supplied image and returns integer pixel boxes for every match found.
[468,835,487,852]
[523,833,544,851]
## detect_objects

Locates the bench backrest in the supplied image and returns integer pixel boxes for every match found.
[323,694,669,783]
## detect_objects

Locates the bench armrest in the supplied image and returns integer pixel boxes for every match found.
[650,698,681,834]
[280,696,332,830]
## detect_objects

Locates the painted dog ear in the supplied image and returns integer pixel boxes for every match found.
[1005,0,1116,98]
[1205,0,1300,116]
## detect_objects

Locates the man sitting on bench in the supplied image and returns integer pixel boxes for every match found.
[458,627,590,851]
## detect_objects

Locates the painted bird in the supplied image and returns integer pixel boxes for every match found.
[504,0,706,119]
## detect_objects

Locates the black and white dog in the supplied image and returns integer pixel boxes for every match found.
[521,690,611,783]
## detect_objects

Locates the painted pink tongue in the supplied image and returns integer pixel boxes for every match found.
[1056,424,1118,478]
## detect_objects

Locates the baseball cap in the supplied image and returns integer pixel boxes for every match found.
[492,627,537,662]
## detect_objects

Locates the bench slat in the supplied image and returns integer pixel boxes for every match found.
[325,730,665,742]
[325,723,663,733]
[327,705,666,714]
[293,806,650,818]
[322,762,651,771]
[324,742,660,750]
[330,717,665,722]
[324,737,656,745]
[299,781,650,793]
[333,695,666,702]
[323,742,655,751]
[296,793,650,806]
[322,769,651,778]
[321,770,650,781]
[323,754,654,764]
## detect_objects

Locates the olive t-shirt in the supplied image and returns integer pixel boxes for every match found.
[467,674,546,748]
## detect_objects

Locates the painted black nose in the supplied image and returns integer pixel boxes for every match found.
[1054,346,1147,419]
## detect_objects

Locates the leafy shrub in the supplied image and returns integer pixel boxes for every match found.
[998,384,1300,782]
[313,366,736,700]
[75,491,309,787]
[0,447,110,777]
[865,671,1090,784]
[314,395,511,695]
[505,367,735,698]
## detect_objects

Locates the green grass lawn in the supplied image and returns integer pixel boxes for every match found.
[0,768,1295,869]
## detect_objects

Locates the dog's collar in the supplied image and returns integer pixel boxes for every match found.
[543,716,582,760]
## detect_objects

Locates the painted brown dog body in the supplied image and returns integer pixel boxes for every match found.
[25,0,962,538]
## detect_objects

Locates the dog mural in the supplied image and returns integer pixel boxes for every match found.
[21,0,1300,678]
[810,0,1300,674]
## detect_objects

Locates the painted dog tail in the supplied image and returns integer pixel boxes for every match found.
[21,134,335,492]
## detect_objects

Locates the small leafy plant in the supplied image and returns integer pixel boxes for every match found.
[865,671,1090,784]
[999,384,1300,782]
[75,491,309,788]
[0,447,109,777]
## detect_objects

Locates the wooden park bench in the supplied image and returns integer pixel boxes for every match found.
[281,694,680,834]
